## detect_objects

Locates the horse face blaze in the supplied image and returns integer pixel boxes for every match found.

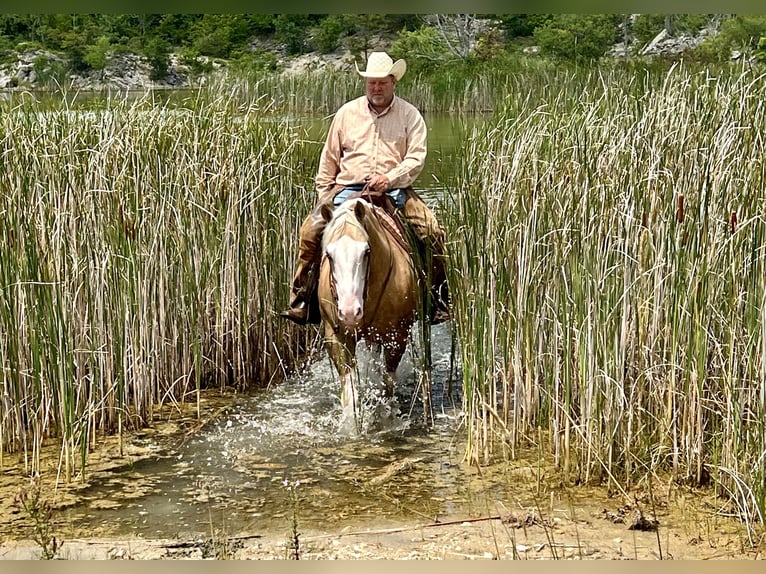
[330,237,368,328]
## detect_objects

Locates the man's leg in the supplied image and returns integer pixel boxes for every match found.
[280,199,332,324]
[400,190,450,325]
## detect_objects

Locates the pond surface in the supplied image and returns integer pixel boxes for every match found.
[49,323,507,539]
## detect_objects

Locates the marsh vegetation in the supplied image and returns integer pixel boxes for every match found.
[1,59,765,540]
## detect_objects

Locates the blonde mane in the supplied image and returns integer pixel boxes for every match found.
[322,199,369,250]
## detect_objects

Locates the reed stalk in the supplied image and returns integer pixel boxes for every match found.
[0,86,316,477]
[442,61,766,527]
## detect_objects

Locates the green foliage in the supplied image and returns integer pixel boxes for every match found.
[471,28,507,62]
[178,47,214,75]
[192,27,234,59]
[343,14,388,60]
[144,37,170,81]
[390,25,455,74]
[757,35,766,63]
[533,14,620,63]
[313,15,346,54]
[693,16,766,62]
[274,14,312,56]
[84,35,110,72]
[229,49,280,74]
[31,53,71,87]
[632,14,710,47]
[59,30,90,73]
[499,14,553,38]
[190,15,253,59]
[632,14,667,46]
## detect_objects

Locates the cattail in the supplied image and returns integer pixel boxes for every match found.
[676,194,684,223]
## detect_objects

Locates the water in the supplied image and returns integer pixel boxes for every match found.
[58,323,477,539]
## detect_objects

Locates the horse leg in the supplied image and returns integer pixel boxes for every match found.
[325,329,359,415]
[382,336,407,398]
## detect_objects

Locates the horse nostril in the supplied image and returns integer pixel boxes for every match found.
[338,304,363,326]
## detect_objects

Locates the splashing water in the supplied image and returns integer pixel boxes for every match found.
[56,324,466,539]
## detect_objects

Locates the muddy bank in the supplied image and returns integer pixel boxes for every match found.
[0,507,759,560]
[0,386,763,560]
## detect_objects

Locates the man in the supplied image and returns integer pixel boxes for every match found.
[280,51,449,325]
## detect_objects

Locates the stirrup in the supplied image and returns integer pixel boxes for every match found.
[279,301,309,325]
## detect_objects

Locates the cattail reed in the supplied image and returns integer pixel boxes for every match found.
[441,61,766,529]
[0,87,318,478]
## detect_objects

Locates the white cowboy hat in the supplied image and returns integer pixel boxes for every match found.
[356,51,407,81]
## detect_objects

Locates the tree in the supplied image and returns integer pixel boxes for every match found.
[422,14,487,60]
[274,14,312,56]
[313,15,347,54]
[498,14,553,38]
[389,25,455,73]
[84,35,110,77]
[144,36,170,81]
[344,14,387,61]
[533,14,619,63]
[694,15,766,61]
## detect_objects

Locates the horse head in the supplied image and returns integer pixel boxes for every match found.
[322,199,371,329]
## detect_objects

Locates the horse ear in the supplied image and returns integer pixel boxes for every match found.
[353,199,367,221]
[320,202,334,223]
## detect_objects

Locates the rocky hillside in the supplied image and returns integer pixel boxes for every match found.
[0,23,741,92]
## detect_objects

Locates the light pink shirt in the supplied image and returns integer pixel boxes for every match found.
[315,95,427,197]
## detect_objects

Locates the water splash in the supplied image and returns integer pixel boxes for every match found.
[54,323,464,538]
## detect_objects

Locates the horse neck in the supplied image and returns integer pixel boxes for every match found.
[359,207,393,261]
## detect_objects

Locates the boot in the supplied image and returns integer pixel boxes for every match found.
[279,259,319,325]
[428,253,451,325]
[430,280,451,325]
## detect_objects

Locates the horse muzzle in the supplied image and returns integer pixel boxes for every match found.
[337,297,364,329]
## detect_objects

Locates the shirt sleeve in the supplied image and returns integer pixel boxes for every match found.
[315,112,342,197]
[384,107,427,189]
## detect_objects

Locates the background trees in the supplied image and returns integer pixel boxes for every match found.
[0,14,764,81]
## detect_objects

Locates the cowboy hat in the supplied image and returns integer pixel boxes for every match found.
[355,51,407,81]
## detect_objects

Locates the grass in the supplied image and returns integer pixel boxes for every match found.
[0,87,318,479]
[440,60,766,531]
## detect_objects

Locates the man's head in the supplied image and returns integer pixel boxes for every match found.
[356,51,406,112]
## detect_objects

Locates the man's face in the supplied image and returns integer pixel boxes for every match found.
[365,76,396,110]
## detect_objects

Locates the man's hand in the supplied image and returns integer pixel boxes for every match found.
[365,174,390,192]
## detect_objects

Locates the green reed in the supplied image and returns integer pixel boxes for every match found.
[0,86,317,478]
[442,62,766,528]
[210,58,570,115]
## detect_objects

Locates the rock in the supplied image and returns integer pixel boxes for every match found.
[0,49,195,91]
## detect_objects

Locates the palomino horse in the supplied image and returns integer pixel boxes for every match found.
[317,197,418,420]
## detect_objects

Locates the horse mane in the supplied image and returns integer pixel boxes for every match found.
[322,199,369,249]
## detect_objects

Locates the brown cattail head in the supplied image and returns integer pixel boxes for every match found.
[730,211,737,234]
[676,194,684,223]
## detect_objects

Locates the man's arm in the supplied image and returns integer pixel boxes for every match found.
[315,113,342,199]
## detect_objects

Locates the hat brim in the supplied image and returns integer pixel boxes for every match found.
[356,59,407,81]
